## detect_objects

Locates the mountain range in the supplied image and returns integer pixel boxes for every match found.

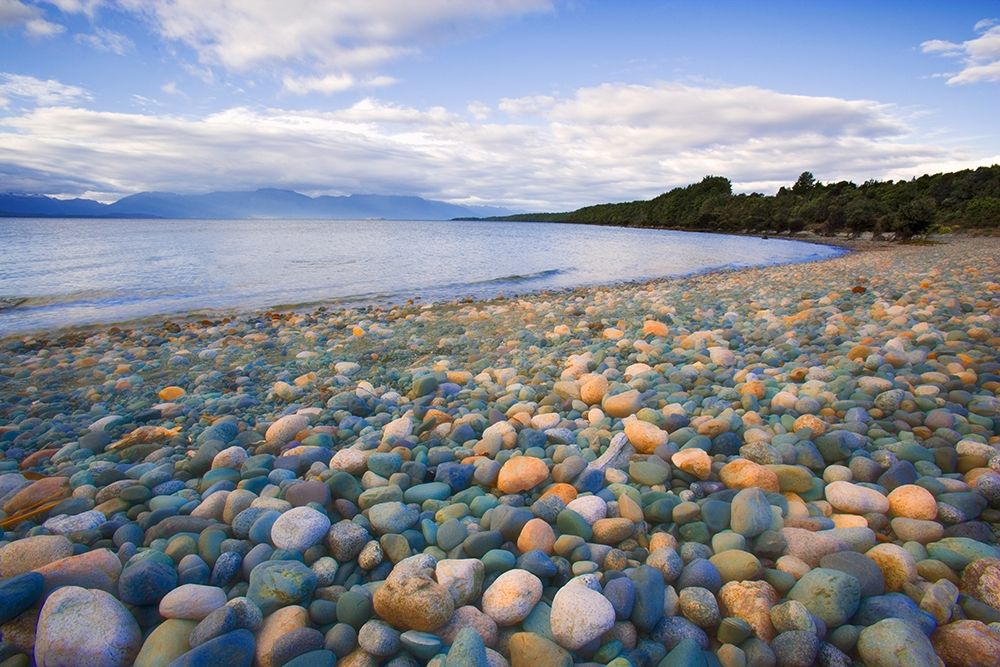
[0,189,517,220]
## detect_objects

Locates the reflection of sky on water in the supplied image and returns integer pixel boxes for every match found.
[0,218,841,335]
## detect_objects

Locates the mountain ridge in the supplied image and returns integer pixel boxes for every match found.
[0,188,517,220]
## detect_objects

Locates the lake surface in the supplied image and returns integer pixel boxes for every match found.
[0,218,842,335]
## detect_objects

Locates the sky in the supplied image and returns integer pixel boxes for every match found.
[0,1,998,210]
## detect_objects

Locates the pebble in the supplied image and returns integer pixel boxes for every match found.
[496,456,549,494]
[931,619,1000,667]
[0,535,74,576]
[133,618,198,667]
[887,484,938,520]
[159,583,228,620]
[270,506,331,551]
[0,238,997,667]
[255,605,307,667]
[719,580,779,641]
[787,567,861,627]
[824,480,890,515]
[170,629,255,667]
[482,569,543,626]
[265,414,309,446]
[34,586,142,667]
[729,487,772,537]
[0,572,44,624]
[549,578,616,649]
[372,575,455,632]
[857,618,939,667]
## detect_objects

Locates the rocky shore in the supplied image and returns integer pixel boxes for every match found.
[0,236,998,667]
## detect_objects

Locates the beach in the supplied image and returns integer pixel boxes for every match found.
[0,234,998,666]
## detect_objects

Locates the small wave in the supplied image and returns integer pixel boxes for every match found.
[0,288,184,311]
[435,268,566,291]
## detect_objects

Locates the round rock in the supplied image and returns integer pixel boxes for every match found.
[35,586,142,667]
[549,580,616,650]
[271,506,331,552]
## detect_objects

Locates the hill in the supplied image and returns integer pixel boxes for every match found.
[480,165,1000,238]
[0,189,516,220]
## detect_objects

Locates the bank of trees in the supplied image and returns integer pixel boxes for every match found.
[489,165,1000,238]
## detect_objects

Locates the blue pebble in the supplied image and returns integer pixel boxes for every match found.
[119,550,178,606]
[152,480,186,496]
[113,522,144,548]
[170,628,255,667]
[516,550,557,578]
[603,575,635,620]
[628,565,665,633]
[854,593,937,635]
[573,467,604,493]
[676,558,723,594]
[0,572,44,623]
[211,551,243,587]
[248,510,281,545]
[434,462,474,492]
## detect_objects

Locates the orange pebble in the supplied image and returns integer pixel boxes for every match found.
[158,386,186,401]
[540,482,578,504]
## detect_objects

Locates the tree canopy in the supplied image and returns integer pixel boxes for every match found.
[483,165,1000,238]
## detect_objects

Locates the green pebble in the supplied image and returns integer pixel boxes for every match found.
[482,549,516,573]
[403,482,452,504]
[401,631,443,661]
[165,534,198,563]
[679,521,710,544]
[927,537,1000,570]
[358,486,403,511]
[436,519,468,551]
[629,460,670,486]
[337,590,373,629]
[121,485,152,503]
[717,617,752,645]
[380,534,412,564]
[709,550,761,582]
[556,510,592,541]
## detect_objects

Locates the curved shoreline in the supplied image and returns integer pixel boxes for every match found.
[0,228,853,343]
[0,235,997,666]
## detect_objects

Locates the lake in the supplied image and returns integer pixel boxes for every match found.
[0,218,842,335]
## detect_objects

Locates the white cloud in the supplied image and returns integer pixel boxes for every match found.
[24,15,63,36]
[281,72,400,95]
[114,0,551,93]
[43,0,105,14]
[467,101,491,120]
[974,18,997,32]
[282,73,356,95]
[499,95,556,115]
[0,0,33,23]
[160,81,181,96]
[922,20,1000,84]
[0,82,990,208]
[75,26,133,54]
[0,72,89,107]
[0,0,64,37]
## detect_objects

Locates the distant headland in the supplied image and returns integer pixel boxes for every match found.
[467,165,1000,239]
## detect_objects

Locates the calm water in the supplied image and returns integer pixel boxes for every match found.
[0,218,841,335]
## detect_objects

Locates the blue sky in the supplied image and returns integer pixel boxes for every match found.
[1,0,998,208]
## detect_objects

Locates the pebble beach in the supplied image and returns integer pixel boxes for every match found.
[0,235,998,667]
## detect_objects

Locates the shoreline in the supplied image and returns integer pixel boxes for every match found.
[0,234,998,666]
[0,227,857,344]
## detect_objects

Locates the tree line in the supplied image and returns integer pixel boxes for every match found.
[481,165,1000,239]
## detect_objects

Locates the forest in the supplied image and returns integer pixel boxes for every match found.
[483,165,1000,239]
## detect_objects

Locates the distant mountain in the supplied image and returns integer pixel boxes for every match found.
[0,193,121,218]
[0,189,518,220]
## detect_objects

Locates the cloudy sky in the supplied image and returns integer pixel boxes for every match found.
[1,1,998,209]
